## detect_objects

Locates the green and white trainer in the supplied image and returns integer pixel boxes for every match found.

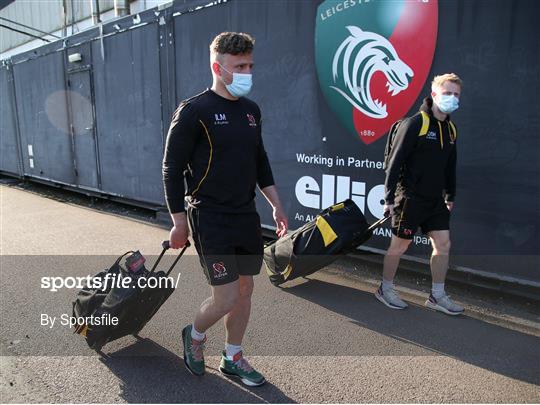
[182,324,206,376]
[219,351,266,387]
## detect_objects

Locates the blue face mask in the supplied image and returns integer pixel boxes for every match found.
[219,64,252,98]
[436,94,459,114]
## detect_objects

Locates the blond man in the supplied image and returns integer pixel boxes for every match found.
[376,73,464,315]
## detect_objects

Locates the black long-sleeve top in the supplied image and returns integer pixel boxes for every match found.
[384,97,457,204]
[162,89,275,213]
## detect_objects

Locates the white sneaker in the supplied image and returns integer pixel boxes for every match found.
[375,285,408,310]
[425,293,464,315]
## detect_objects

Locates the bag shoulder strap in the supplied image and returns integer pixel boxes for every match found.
[418,111,430,136]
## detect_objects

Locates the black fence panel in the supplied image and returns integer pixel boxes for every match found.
[65,42,100,190]
[91,23,164,204]
[12,51,74,184]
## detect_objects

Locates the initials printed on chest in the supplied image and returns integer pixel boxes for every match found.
[214,113,229,125]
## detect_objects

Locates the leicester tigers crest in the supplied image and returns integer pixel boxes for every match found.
[315,0,438,145]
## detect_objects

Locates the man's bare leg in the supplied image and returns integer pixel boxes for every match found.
[425,230,463,314]
[193,280,239,334]
[224,275,253,345]
[219,275,265,386]
[428,230,450,283]
[183,279,240,376]
[376,235,413,309]
[382,235,412,282]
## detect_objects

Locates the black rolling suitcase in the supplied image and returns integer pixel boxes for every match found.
[72,240,189,352]
[264,199,388,286]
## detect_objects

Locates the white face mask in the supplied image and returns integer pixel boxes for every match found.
[435,94,459,114]
[218,64,252,98]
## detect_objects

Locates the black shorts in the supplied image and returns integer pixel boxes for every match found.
[392,196,450,239]
[187,207,264,286]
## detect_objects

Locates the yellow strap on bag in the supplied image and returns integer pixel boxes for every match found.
[419,111,430,136]
[418,111,457,141]
[316,215,338,247]
[330,202,345,212]
[282,264,294,280]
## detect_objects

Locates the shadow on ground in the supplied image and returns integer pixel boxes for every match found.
[283,277,540,386]
[99,337,295,403]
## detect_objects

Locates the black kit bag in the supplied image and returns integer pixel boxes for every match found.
[72,240,189,352]
[264,199,388,286]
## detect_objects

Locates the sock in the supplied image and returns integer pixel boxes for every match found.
[190,324,206,341]
[381,278,394,292]
[431,282,445,299]
[225,343,242,359]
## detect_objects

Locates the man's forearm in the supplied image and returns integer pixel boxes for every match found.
[260,185,283,210]
[170,211,187,226]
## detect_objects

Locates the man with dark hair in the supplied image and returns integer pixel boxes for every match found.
[376,73,464,316]
[162,32,288,386]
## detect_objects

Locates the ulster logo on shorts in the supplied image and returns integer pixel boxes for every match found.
[403,229,413,236]
[212,262,228,279]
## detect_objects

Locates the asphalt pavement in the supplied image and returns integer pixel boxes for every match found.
[1,183,539,403]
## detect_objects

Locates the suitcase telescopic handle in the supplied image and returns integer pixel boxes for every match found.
[366,214,390,232]
[161,240,191,250]
[160,240,192,250]
[148,240,191,276]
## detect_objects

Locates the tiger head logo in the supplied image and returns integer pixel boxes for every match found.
[330,26,414,119]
